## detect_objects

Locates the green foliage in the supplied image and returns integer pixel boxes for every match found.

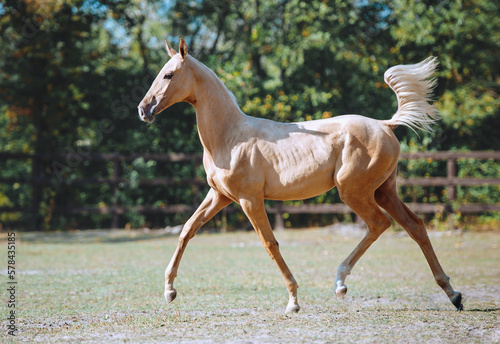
[390,0,500,150]
[0,0,498,230]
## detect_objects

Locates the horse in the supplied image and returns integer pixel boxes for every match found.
[138,39,463,313]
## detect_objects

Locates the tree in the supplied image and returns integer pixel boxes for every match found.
[1,0,498,230]
[0,0,201,229]
[389,0,500,150]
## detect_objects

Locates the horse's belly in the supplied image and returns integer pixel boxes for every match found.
[263,164,336,201]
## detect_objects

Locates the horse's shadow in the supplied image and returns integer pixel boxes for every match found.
[466,308,500,312]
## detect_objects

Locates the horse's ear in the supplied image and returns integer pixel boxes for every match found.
[179,38,188,60]
[165,40,177,58]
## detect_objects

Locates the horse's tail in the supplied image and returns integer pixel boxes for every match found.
[383,57,440,132]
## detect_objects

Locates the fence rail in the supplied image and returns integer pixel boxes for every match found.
[1,151,499,230]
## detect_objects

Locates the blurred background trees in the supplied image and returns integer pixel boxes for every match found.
[1,0,498,230]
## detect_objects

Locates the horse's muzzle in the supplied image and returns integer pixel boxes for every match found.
[138,97,157,123]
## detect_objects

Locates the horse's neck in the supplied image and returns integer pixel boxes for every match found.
[189,57,246,153]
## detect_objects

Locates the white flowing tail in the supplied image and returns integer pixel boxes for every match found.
[383,57,440,132]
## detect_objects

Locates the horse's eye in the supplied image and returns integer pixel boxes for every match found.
[164,73,173,80]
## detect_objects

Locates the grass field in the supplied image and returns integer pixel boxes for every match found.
[2,226,499,343]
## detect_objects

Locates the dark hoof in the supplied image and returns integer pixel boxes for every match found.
[165,289,177,304]
[451,292,463,311]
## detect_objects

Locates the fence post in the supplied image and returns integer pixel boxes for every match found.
[31,154,42,230]
[31,109,43,230]
[447,158,457,202]
[111,157,120,229]
[274,202,285,231]
[446,157,457,230]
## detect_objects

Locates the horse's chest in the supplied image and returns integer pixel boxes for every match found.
[204,155,264,201]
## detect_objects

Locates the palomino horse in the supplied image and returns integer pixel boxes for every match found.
[138,39,463,313]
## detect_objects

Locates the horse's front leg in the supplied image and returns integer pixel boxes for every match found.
[164,188,231,304]
[239,196,300,313]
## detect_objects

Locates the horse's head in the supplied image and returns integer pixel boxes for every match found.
[138,39,192,123]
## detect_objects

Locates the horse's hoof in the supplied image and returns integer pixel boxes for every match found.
[336,285,348,300]
[451,292,463,311]
[285,303,300,314]
[165,289,177,304]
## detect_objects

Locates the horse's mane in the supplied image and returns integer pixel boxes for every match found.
[189,55,241,110]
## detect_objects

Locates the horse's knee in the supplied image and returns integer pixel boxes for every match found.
[263,239,279,252]
[260,239,280,260]
[178,228,195,247]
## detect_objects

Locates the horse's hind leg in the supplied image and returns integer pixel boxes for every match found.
[334,187,392,299]
[375,170,463,310]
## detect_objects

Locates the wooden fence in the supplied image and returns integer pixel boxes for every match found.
[1,151,499,230]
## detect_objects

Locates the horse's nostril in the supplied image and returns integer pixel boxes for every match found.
[142,97,157,114]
